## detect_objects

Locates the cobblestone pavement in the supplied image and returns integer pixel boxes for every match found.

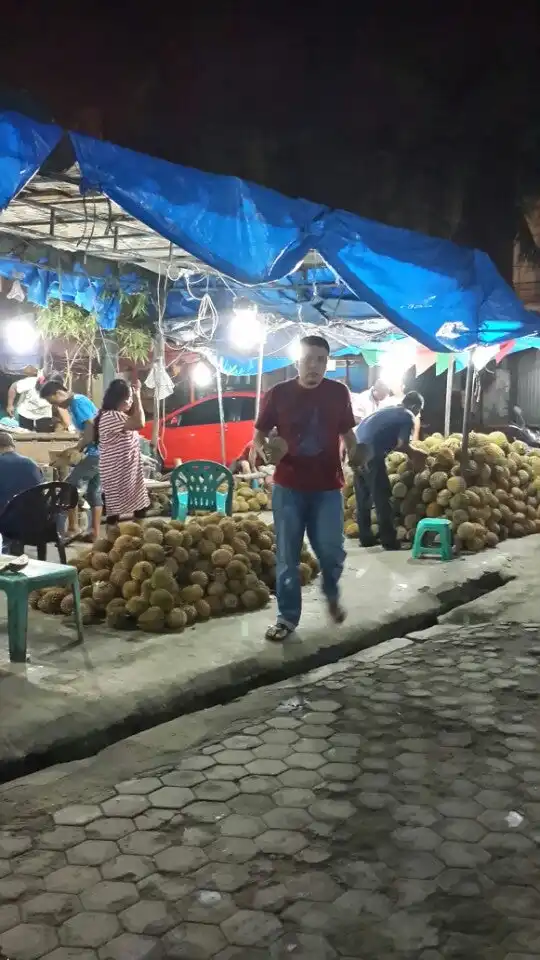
[1,624,540,959]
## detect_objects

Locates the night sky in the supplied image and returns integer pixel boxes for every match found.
[0,4,539,271]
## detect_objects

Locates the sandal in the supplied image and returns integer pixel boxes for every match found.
[65,531,94,545]
[265,622,295,643]
[327,600,347,624]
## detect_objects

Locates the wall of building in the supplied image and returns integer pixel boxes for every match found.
[508,350,540,425]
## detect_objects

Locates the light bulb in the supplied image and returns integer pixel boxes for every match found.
[191,361,213,387]
[229,308,264,350]
[5,319,38,353]
[379,341,416,388]
[288,338,301,362]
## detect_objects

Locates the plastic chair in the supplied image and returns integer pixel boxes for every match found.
[412,517,453,561]
[171,461,234,522]
[0,482,78,564]
[0,559,84,662]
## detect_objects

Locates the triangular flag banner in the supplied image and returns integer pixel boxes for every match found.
[435,354,450,376]
[415,346,437,376]
[455,351,470,372]
[495,340,516,363]
[361,349,381,367]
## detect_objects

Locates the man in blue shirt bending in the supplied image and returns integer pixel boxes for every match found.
[40,382,102,542]
[354,392,426,550]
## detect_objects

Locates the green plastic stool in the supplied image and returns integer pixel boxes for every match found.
[412,518,453,561]
[171,460,234,521]
[0,558,84,662]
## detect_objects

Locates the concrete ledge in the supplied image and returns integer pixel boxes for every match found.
[0,537,534,780]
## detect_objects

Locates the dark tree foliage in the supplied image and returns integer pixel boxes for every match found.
[1,4,539,281]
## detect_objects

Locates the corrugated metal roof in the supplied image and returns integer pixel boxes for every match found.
[0,165,327,281]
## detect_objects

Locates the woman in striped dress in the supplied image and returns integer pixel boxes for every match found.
[95,378,150,524]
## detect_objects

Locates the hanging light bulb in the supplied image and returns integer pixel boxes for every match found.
[229,300,264,350]
[288,338,301,362]
[191,361,213,387]
[5,318,38,353]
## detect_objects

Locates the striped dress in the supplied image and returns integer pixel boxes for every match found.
[98,410,150,517]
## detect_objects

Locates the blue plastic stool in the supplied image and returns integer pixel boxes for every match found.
[412,518,453,561]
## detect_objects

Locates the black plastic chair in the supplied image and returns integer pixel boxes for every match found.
[0,482,78,564]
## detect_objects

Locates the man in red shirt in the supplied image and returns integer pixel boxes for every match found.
[253,335,357,642]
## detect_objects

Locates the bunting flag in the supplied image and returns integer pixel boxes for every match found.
[454,351,470,372]
[495,340,516,363]
[415,346,437,376]
[435,354,451,375]
[361,348,382,367]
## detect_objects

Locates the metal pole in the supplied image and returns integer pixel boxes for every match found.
[255,336,265,420]
[444,355,455,437]
[215,356,226,463]
[151,334,162,453]
[460,350,474,465]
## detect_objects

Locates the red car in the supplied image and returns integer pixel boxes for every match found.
[141,391,257,469]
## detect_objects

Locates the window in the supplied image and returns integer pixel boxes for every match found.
[222,396,256,422]
[167,396,256,428]
[171,398,221,428]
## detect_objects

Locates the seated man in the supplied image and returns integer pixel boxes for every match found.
[0,432,43,551]
[230,441,274,491]
[354,392,426,550]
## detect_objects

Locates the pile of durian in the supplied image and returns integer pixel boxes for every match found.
[30,514,318,632]
[231,480,271,514]
[344,431,540,552]
[147,489,171,517]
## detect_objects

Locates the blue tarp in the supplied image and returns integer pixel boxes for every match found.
[0,111,61,210]
[0,111,536,352]
[71,131,539,352]
[164,267,390,328]
[0,257,145,330]
[164,276,399,375]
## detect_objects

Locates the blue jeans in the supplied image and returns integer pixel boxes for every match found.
[67,455,102,508]
[59,455,102,535]
[272,483,345,629]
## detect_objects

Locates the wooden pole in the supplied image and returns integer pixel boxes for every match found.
[444,355,455,437]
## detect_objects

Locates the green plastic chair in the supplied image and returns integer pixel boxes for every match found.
[0,559,84,662]
[171,460,234,521]
[412,517,453,562]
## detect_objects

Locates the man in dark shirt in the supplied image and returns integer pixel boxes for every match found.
[253,335,357,641]
[354,392,426,550]
[0,431,43,515]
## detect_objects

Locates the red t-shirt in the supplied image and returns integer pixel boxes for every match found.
[255,377,355,491]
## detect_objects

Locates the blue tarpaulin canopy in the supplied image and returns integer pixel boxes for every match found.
[0,256,145,329]
[0,112,61,211]
[0,110,537,352]
[70,132,538,351]
[163,273,399,375]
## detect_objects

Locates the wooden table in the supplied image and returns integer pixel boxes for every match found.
[11,431,75,469]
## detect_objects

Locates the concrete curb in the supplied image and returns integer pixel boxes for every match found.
[0,556,512,783]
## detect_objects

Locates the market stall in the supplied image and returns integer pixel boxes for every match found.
[0,109,538,469]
